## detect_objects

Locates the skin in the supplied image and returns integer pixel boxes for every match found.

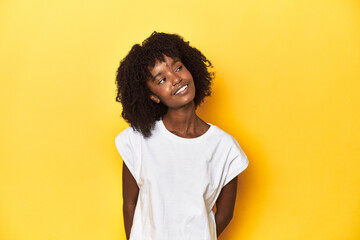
[122,55,238,239]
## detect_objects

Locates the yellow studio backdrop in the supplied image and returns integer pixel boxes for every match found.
[1,0,359,239]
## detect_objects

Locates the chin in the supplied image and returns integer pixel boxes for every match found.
[169,98,195,110]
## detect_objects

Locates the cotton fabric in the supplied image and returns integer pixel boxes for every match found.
[115,118,249,240]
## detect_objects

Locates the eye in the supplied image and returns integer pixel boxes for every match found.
[175,65,183,72]
[158,78,166,84]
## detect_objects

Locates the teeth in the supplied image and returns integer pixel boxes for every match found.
[175,85,188,95]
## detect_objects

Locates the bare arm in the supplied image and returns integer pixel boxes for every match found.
[215,176,238,237]
[122,162,139,240]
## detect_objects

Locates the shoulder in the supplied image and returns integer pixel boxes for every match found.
[211,125,238,144]
[115,126,131,143]
[115,125,143,147]
[210,125,247,157]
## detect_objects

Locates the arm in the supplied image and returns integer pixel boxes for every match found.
[215,176,238,237]
[122,161,139,240]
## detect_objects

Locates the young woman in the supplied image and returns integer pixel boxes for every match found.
[115,32,249,240]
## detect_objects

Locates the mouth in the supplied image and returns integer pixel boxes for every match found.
[174,84,189,95]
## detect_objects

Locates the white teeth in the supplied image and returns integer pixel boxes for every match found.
[175,85,188,95]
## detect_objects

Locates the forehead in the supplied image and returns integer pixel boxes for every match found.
[147,55,180,71]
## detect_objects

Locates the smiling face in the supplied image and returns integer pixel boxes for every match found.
[146,55,196,109]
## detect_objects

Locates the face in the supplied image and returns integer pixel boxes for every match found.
[146,55,196,109]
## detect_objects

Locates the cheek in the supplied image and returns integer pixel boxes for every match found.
[163,82,173,92]
[157,83,174,98]
[185,68,193,78]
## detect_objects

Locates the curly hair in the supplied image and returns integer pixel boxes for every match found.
[115,31,214,138]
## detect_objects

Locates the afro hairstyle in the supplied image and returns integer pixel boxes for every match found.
[115,31,214,138]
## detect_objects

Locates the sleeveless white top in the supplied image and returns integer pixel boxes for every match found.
[115,119,249,240]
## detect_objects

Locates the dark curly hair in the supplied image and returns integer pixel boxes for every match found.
[115,31,214,138]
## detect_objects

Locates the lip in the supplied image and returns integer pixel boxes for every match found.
[173,83,189,95]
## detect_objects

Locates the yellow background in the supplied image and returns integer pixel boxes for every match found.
[1,0,359,239]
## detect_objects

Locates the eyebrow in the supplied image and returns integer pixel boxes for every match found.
[151,72,162,82]
[171,58,180,66]
[150,58,181,82]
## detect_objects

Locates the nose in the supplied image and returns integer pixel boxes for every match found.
[172,75,182,86]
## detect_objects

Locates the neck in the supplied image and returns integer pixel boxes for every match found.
[162,101,200,133]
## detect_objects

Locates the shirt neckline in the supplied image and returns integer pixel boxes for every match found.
[157,117,215,143]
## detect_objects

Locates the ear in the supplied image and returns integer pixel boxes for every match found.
[149,94,160,103]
